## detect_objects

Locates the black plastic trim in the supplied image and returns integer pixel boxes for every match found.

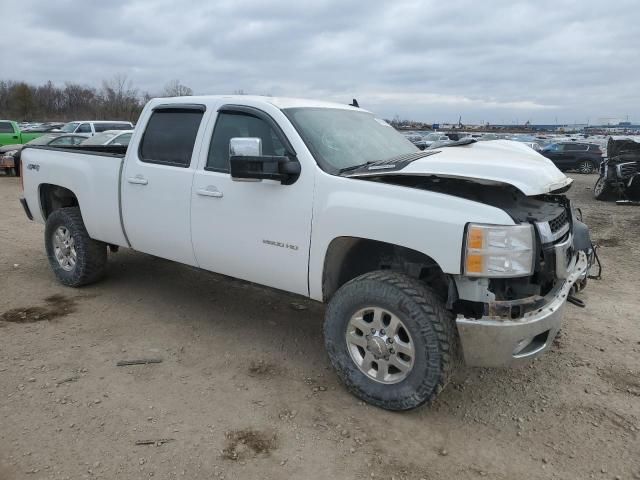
[21,144,126,158]
[216,104,297,157]
[20,197,33,220]
[152,103,206,112]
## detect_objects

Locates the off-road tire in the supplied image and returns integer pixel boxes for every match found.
[593,176,615,201]
[324,271,458,411]
[45,207,107,287]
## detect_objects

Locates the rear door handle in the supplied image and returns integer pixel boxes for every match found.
[196,186,223,198]
[127,176,148,185]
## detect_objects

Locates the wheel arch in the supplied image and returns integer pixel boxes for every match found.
[322,236,449,302]
[39,183,81,220]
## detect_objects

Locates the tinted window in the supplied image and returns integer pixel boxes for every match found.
[564,144,587,151]
[207,112,286,172]
[60,122,79,133]
[95,123,131,132]
[139,109,204,167]
[77,123,92,133]
[111,133,132,145]
[0,122,14,133]
[49,136,76,146]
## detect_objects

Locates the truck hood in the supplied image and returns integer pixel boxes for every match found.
[349,140,572,196]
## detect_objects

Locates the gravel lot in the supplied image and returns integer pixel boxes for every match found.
[1,174,638,480]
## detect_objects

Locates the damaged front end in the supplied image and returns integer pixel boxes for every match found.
[450,190,593,367]
[365,174,597,367]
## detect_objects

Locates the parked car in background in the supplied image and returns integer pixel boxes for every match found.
[415,133,450,150]
[0,120,48,145]
[540,142,602,173]
[0,134,86,176]
[594,137,640,201]
[56,120,134,136]
[22,122,65,133]
[525,142,542,151]
[81,130,134,147]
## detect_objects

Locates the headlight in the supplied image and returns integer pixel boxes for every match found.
[5,150,18,156]
[464,223,535,277]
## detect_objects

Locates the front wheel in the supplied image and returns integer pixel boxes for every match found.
[593,176,615,201]
[324,271,458,411]
[577,160,596,174]
[45,207,107,287]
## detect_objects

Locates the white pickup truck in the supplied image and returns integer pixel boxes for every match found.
[19,96,592,410]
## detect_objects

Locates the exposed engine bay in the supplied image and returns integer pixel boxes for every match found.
[364,175,599,318]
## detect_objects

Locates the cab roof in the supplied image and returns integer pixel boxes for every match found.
[150,95,367,112]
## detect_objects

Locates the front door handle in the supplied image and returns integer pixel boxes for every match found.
[196,186,223,198]
[127,176,148,185]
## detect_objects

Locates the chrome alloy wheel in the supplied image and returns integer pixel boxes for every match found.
[578,160,594,174]
[53,226,77,271]
[345,307,415,384]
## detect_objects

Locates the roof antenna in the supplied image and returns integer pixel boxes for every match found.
[349,98,359,108]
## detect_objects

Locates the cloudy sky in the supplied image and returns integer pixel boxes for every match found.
[2,0,639,124]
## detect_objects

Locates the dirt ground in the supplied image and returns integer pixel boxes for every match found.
[0,174,638,480]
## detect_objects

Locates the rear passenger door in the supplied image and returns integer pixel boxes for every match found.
[122,104,206,266]
[0,121,19,146]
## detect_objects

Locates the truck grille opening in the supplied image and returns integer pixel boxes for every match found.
[549,210,568,234]
[619,162,639,178]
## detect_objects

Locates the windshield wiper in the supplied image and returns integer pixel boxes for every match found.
[339,150,440,175]
[338,161,376,174]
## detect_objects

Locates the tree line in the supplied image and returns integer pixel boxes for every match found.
[0,76,193,122]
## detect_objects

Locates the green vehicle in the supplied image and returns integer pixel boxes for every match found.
[0,120,46,146]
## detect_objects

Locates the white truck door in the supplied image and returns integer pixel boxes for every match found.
[122,104,207,266]
[191,106,314,296]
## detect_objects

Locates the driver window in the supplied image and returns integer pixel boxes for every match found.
[77,123,92,134]
[206,112,286,172]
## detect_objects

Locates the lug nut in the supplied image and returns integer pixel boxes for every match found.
[370,328,376,334]
[389,348,395,354]
[380,329,385,335]
[387,338,394,344]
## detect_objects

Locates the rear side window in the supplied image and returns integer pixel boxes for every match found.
[95,123,131,132]
[112,133,132,145]
[110,123,132,130]
[564,144,588,152]
[139,109,204,167]
[0,122,14,133]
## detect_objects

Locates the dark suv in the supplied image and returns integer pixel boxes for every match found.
[540,142,603,174]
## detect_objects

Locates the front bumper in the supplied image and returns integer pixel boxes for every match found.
[456,250,588,367]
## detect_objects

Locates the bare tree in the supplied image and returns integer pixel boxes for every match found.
[162,79,193,97]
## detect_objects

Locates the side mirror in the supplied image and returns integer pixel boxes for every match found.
[229,137,300,185]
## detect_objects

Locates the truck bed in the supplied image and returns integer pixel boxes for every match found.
[21,145,129,247]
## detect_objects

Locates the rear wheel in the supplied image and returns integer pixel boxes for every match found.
[577,160,596,174]
[324,271,458,411]
[44,207,107,287]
